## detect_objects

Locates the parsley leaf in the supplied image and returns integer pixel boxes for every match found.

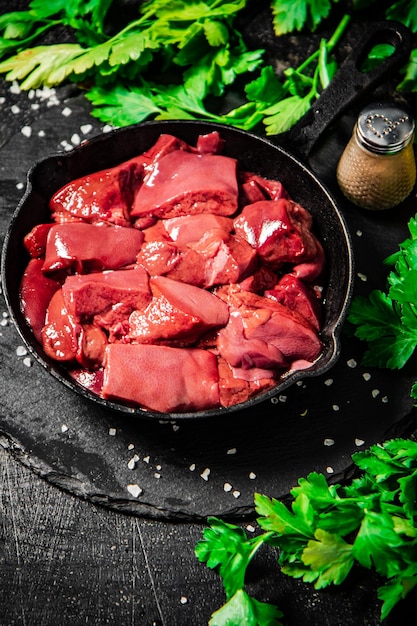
[270,0,335,35]
[196,439,417,623]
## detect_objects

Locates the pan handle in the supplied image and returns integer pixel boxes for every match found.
[279,20,412,159]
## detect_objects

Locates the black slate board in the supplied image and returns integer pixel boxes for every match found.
[1,81,417,521]
[1,2,417,521]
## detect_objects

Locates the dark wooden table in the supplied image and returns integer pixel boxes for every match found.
[1,2,417,624]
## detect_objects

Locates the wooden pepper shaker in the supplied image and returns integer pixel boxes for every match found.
[336,102,416,210]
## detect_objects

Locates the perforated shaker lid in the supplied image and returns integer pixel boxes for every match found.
[356,102,415,154]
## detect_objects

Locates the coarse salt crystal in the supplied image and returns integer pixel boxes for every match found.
[11,105,20,114]
[278,394,287,402]
[31,103,40,110]
[372,389,380,398]
[127,454,139,470]
[71,133,81,146]
[332,404,340,411]
[180,596,188,605]
[128,443,134,450]
[143,455,150,464]
[356,230,363,236]
[363,372,371,381]
[21,126,32,138]
[61,424,69,433]
[0,318,8,327]
[324,438,335,446]
[227,448,237,455]
[38,130,45,137]
[347,359,357,368]
[127,484,143,498]
[357,273,367,282]
[189,464,196,472]
[382,396,388,403]
[23,357,32,367]
[223,483,232,492]
[108,427,116,436]
[154,472,161,479]
[232,490,240,498]
[324,378,333,386]
[249,472,256,480]
[61,107,72,117]
[200,468,210,481]
[300,409,308,417]
[102,124,113,133]
[16,345,27,356]
[16,182,24,190]
[80,124,93,135]
[10,82,21,94]
[355,438,365,447]
[326,466,334,474]
[172,424,180,431]
[246,525,255,533]
[0,96,5,104]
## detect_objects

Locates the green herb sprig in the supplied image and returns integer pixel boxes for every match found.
[195,438,417,625]
[0,1,415,135]
[348,213,417,401]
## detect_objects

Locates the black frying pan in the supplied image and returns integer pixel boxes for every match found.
[1,21,412,420]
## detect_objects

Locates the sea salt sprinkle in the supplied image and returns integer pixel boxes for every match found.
[200,468,210,481]
[324,438,335,447]
[127,484,143,498]
[108,427,117,436]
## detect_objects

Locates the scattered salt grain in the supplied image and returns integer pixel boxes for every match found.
[232,490,240,498]
[0,318,8,327]
[38,130,45,137]
[127,443,135,450]
[16,345,27,357]
[80,124,93,135]
[246,525,255,533]
[102,124,113,133]
[180,596,188,605]
[372,389,380,398]
[154,472,161,479]
[127,484,143,498]
[16,182,24,190]
[172,424,180,432]
[11,105,20,114]
[61,106,72,117]
[189,464,196,472]
[21,126,32,138]
[300,409,308,417]
[223,482,232,492]
[382,396,388,403]
[347,359,357,368]
[355,438,365,447]
[332,404,340,411]
[356,229,363,237]
[127,454,139,470]
[61,424,69,433]
[108,427,116,436]
[23,357,32,367]
[326,466,334,474]
[363,372,371,381]
[71,133,81,146]
[227,448,237,455]
[200,468,210,481]
[143,455,150,464]
[10,81,21,94]
[0,96,5,104]
[324,438,335,447]
[156,465,161,471]
[249,472,256,480]
[278,394,287,402]
[31,103,40,110]
[324,378,333,386]
[357,272,367,282]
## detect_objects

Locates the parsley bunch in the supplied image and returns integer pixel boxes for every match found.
[0,0,415,134]
[348,213,417,401]
[196,438,417,625]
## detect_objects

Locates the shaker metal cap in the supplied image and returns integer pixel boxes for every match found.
[356,102,415,154]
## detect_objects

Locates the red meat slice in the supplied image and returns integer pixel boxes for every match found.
[41,289,80,361]
[23,223,54,258]
[131,151,238,219]
[49,154,145,227]
[19,258,61,342]
[265,274,322,330]
[217,357,275,408]
[42,223,144,274]
[292,237,326,282]
[76,323,108,369]
[217,287,322,372]
[101,344,220,412]
[196,131,225,154]
[162,214,233,245]
[233,199,318,267]
[128,276,229,344]
[240,171,289,204]
[190,228,257,287]
[62,266,151,321]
